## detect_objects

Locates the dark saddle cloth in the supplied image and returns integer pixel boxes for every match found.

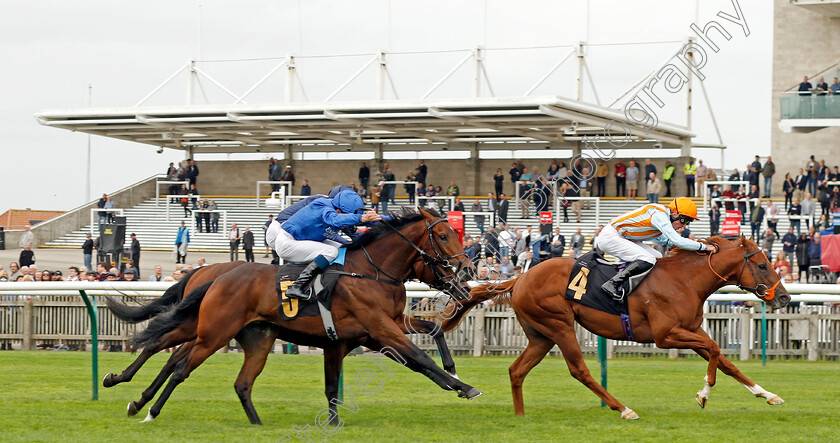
[276,262,343,321]
[564,250,631,317]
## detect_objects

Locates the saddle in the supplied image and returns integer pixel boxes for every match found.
[276,251,347,340]
[564,250,633,317]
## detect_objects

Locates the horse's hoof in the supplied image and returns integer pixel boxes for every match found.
[621,408,639,420]
[696,394,707,408]
[103,373,116,388]
[140,411,155,423]
[459,387,483,399]
[127,401,139,416]
[767,396,785,406]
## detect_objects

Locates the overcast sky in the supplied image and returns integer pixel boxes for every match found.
[0,0,772,212]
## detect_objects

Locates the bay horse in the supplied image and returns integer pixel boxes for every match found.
[105,262,461,420]
[128,209,480,424]
[441,235,790,420]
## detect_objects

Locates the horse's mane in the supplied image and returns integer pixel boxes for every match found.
[344,207,441,251]
[657,236,744,263]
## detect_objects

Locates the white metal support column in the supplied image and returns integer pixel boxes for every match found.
[576,42,586,101]
[474,47,483,98]
[186,59,196,105]
[377,50,387,100]
[686,37,694,132]
[286,55,296,103]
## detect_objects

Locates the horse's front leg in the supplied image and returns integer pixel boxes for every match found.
[322,341,353,427]
[692,328,785,406]
[400,315,458,379]
[653,325,720,408]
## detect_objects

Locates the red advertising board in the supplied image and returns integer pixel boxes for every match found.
[720,210,741,236]
[539,211,552,224]
[821,235,840,272]
[447,211,464,244]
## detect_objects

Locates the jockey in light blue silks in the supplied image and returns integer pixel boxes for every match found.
[265,189,381,300]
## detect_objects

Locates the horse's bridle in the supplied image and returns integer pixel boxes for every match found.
[706,246,781,301]
[379,216,471,299]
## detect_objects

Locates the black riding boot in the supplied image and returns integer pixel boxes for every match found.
[601,260,655,301]
[284,256,328,301]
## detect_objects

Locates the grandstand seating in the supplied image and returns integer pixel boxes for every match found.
[44,196,802,259]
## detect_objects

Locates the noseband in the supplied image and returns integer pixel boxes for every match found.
[707,246,781,301]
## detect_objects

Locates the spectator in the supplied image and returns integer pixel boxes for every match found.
[167,162,180,195]
[696,160,708,194]
[789,198,802,235]
[802,193,815,230]
[748,184,760,213]
[579,168,592,209]
[81,233,94,271]
[8,262,20,281]
[594,160,608,197]
[550,228,566,258]
[447,180,460,198]
[123,267,138,282]
[18,224,34,250]
[794,168,807,202]
[749,198,765,240]
[566,181,582,223]
[370,186,381,211]
[464,239,479,262]
[380,184,390,213]
[19,243,35,267]
[487,192,498,214]
[684,157,698,197]
[269,158,282,191]
[193,200,203,232]
[646,172,661,203]
[517,250,535,272]
[453,198,465,212]
[762,157,776,198]
[815,76,829,94]
[209,200,220,233]
[358,161,370,192]
[708,203,721,237]
[97,194,108,225]
[614,159,627,197]
[808,233,822,268]
[795,233,811,282]
[782,227,796,267]
[229,223,242,262]
[831,186,840,213]
[571,228,584,258]
[384,168,396,204]
[281,165,295,187]
[760,228,775,254]
[301,180,311,196]
[414,167,426,189]
[130,233,141,276]
[483,227,499,260]
[558,183,571,223]
[498,193,509,225]
[509,162,521,190]
[187,159,199,187]
[175,221,190,264]
[470,199,485,235]
[416,159,427,183]
[798,75,812,95]
[662,160,675,197]
[198,258,207,267]
[766,200,780,239]
[782,173,795,210]
[498,224,514,259]
[830,77,840,95]
[644,159,656,179]
[626,160,639,200]
[416,184,426,207]
[499,256,514,278]
[243,226,255,263]
[475,266,490,281]
[149,265,164,282]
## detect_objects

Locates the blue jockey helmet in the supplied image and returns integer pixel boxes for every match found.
[328,185,354,198]
[332,190,364,214]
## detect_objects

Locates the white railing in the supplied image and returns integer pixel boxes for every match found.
[417,195,455,211]
[189,209,228,234]
[703,180,749,211]
[552,196,601,227]
[164,195,200,221]
[88,208,125,235]
[155,179,188,206]
[256,181,293,206]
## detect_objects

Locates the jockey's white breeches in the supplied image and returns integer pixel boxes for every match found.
[594,223,661,265]
[265,220,340,263]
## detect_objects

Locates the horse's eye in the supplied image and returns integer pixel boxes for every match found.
[438,234,447,241]
[758,263,767,270]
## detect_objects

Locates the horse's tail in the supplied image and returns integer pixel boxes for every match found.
[129,281,212,349]
[106,270,195,323]
[440,278,519,333]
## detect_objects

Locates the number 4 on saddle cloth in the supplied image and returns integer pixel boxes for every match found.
[276,249,348,340]
[564,250,649,341]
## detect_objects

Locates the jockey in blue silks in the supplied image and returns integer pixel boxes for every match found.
[266,189,381,300]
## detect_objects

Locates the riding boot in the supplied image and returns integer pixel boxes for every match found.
[601,260,655,302]
[283,255,329,301]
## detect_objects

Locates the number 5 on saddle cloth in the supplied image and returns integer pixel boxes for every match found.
[564,250,652,341]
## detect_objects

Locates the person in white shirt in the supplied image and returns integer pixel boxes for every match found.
[229,223,242,262]
[498,224,515,259]
[517,250,535,273]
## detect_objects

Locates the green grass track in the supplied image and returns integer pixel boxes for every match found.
[0,351,837,442]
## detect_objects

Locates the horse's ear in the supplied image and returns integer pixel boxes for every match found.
[739,234,746,246]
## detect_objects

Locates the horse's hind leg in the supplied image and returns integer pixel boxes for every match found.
[128,341,194,416]
[103,347,157,388]
[401,315,458,378]
[323,341,354,427]
[233,323,280,425]
[509,329,553,416]
[106,321,196,389]
[532,315,635,419]
[692,329,784,406]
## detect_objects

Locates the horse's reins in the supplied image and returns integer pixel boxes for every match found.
[705,244,780,301]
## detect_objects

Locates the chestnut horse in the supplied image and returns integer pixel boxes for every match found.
[106,262,460,420]
[128,210,479,424]
[441,235,790,420]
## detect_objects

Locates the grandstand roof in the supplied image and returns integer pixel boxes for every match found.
[0,209,64,230]
[35,96,694,154]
